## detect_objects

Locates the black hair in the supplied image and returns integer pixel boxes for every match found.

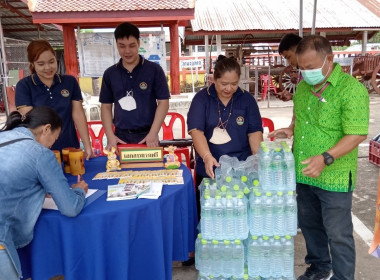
[213,56,241,80]
[295,35,332,58]
[1,107,62,132]
[278,33,302,54]
[114,22,140,40]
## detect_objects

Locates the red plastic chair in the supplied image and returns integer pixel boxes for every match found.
[262,117,275,141]
[260,74,277,101]
[161,112,191,169]
[87,121,106,155]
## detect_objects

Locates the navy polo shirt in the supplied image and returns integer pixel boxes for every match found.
[99,56,170,130]
[15,74,82,150]
[187,84,263,177]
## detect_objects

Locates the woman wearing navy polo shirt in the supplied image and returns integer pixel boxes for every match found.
[187,56,263,210]
[15,40,93,158]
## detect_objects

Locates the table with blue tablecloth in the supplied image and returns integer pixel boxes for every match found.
[18,156,198,280]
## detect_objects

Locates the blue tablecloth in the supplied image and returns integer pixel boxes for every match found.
[18,157,198,280]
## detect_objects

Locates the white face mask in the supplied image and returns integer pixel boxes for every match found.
[118,90,136,111]
[209,127,231,145]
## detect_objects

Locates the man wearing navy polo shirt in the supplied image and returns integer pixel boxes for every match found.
[100,22,170,148]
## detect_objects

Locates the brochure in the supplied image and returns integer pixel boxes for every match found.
[106,183,150,201]
[138,182,163,199]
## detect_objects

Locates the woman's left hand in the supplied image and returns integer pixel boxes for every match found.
[84,146,94,160]
[204,155,220,179]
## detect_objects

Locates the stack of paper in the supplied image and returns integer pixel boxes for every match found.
[138,182,163,199]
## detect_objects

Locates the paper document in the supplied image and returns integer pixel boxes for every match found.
[43,189,98,210]
[138,182,163,199]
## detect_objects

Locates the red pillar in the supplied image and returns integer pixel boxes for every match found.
[62,25,79,79]
[169,22,180,95]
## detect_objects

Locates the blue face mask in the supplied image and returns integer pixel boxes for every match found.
[300,56,328,85]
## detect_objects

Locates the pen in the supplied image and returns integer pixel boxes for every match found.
[77,175,82,182]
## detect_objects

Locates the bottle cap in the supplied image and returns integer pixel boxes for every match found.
[255,191,262,196]
[274,147,281,152]
[277,191,283,196]
[285,235,292,240]
[234,239,241,244]
[198,233,202,238]
[215,195,221,199]
[225,176,232,183]
[241,175,247,182]
[221,185,227,192]
[201,239,207,245]
[226,195,232,199]
[274,235,280,240]
[224,240,230,245]
[233,184,240,191]
[243,187,250,194]
[288,191,294,195]
[266,192,272,196]
[204,195,210,199]
[263,236,269,240]
[212,240,218,245]
[237,193,244,199]
[251,235,258,240]
[243,274,249,280]
[253,179,259,186]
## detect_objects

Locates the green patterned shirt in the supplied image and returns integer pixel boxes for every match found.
[293,63,369,192]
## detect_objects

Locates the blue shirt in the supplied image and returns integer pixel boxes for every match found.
[99,56,170,130]
[15,74,82,150]
[187,85,263,177]
[0,127,86,276]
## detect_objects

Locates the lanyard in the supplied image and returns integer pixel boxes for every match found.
[311,82,329,102]
[216,97,233,130]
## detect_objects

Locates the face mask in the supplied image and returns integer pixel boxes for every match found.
[300,56,328,85]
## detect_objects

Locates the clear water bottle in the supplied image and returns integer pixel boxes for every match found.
[281,142,296,191]
[271,236,283,278]
[235,193,248,240]
[215,166,222,185]
[249,191,263,236]
[285,191,297,236]
[94,139,101,156]
[262,192,274,236]
[270,148,285,191]
[225,195,235,240]
[211,240,223,276]
[195,233,202,270]
[199,239,212,275]
[233,184,241,197]
[222,240,233,278]
[283,235,295,279]
[213,195,224,240]
[247,235,261,278]
[201,195,214,239]
[273,191,285,236]
[232,239,245,278]
[259,146,272,191]
[260,236,272,278]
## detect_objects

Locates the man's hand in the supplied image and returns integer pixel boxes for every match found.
[72,180,88,194]
[301,155,325,178]
[268,127,294,139]
[139,132,159,147]
[204,155,220,179]
[84,145,94,160]
[106,134,126,151]
[274,90,293,101]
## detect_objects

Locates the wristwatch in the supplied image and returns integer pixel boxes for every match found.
[322,152,334,166]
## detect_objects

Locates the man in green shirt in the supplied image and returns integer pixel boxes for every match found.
[269,36,369,280]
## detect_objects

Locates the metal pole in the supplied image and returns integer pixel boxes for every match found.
[362,31,368,56]
[311,0,317,35]
[205,35,210,85]
[0,18,10,116]
[254,66,259,101]
[299,0,303,37]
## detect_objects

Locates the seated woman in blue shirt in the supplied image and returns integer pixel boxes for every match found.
[0,107,88,280]
[15,40,93,159]
[187,55,264,208]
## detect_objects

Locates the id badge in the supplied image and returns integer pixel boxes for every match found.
[209,127,231,145]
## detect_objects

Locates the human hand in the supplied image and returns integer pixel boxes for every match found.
[268,127,294,139]
[274,90,293,101]
[204,155,220,179]
[106,134,126,152]
[84,145,94,160]
[72,180,88,194]
[139,132,159,147]
[301,155,325,178]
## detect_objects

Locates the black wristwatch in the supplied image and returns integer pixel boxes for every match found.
[322,152,334,166]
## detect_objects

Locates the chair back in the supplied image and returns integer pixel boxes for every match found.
[262,117,275,141]
[162,112,186,140]
[87,121,106,155]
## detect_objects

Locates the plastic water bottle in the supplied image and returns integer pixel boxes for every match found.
[247,235,261,278]
[262,192,274,236]
[249,191,263,236]
[285,191,297,236]
[232,239,245,278]
[235,193,248,240]
[199,239,211,275]
[271,236,283,278]
[94,139,101,156]
[213,195,224,240]
[259,236,272,278]
[233,184,241,197]
[283,235,295,279]
[222,240,233,278]
[195,233,202,269]
[215,166,222,185]
[259,146,272,191]
[211,240,223,276]
[225,195,235,240]
[201,195,214,239]
[273,192,285,236]
[282,142,296,191]
[271,148,285,190]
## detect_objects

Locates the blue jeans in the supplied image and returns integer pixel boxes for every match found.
[0,249,19,280]
[297,183,355,280]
